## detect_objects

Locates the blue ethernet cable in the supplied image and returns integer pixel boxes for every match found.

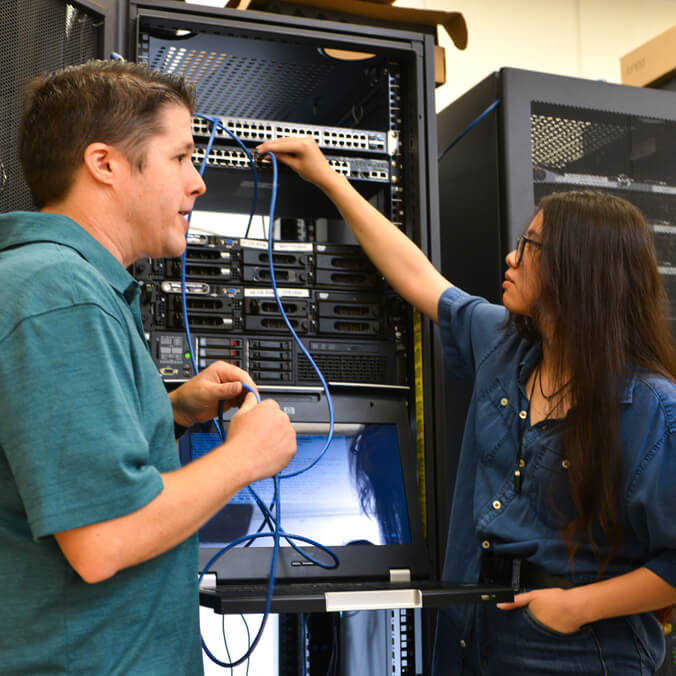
[194,113,260,238]
[184,118,335,478]
[300,612,307,676]
[219,614,233,674]
[183,117,339,669]
[259,151,335,479]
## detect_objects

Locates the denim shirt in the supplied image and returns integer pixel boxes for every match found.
[432,286,676,673]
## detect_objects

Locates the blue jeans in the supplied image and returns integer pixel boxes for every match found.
[452,603,665,675]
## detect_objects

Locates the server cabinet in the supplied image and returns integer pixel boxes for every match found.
[0,0,118,214]
[127,0,445,559]
[436,67,676,583]
[127,3,445,671]
[278,608,422,676]
[438,67,676,306]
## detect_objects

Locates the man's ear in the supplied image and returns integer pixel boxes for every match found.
[82,142,124,186]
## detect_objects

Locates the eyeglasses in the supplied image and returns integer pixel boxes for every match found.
[515,235,542,265]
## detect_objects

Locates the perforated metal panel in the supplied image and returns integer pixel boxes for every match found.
[146,42,337,121]
[0,0,102,213]
[529,101,676,186]
[528,99,676,334]
[138,24,387,126]
[297,351,388,384]
[530,112,625,170]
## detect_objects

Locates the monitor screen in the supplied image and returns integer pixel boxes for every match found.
[177,390,427,583]
[182,422,411,549]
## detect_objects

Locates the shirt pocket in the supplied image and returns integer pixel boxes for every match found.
[474,378,516,466]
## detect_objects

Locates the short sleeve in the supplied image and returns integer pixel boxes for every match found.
[437,286,508,380]
[624,380,676,587]
[0,303,164,539]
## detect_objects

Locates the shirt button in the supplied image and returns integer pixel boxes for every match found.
[500,397,508,407]
[481,540,491,550]
[492,500,502,510]
[562,459,571,469]
[518,458,526,468]
[459,640,466,648]
[519,410,528,420]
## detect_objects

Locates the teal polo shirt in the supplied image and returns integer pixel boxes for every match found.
[0,212,202,675]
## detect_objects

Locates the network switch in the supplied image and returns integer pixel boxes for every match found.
[192,115,389,155]
[192,145,391,183]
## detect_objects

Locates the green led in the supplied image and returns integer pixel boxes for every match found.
[184,352,191,359]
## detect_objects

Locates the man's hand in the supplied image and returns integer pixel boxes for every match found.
[56,375,295,584]
[54,388,296,583]
[497,588,584,634]
[225,394,297,484]
[168,361,259,428]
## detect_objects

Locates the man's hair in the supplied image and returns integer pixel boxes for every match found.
[510,190,676,580]
[19,60,196,208]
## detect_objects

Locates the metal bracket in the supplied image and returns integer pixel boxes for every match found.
[324,588,422,612]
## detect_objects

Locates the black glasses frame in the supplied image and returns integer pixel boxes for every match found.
[515,235,542,265]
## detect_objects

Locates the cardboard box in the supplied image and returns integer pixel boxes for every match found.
[620,24,676,88]
[225,0,468,85]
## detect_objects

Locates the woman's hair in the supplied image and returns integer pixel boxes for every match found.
[19,59,196,208]
[511,191,676,617]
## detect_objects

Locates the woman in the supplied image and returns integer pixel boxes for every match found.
[257,136,676,674]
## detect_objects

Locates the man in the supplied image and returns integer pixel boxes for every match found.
[0,60,296,675]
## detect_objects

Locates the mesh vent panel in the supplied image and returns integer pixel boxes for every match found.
[149,42,334,121]
[138,25,386,125]
[297,352,387,384]
[0,1,101,213]
[530,112,625,170]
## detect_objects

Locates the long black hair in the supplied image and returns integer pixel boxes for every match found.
[511,191,675,615]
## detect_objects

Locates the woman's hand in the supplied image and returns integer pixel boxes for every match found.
[256,136,338,191]
[497,588,585,634]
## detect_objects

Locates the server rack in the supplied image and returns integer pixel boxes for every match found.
[278,608,422,676]
[438,67,676,306]
[127,2,445,672]
[0,0,118,214]
[436,68,676,643]
[127,0,444,554]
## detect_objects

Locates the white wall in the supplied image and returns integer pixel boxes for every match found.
[395,0,676,112]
